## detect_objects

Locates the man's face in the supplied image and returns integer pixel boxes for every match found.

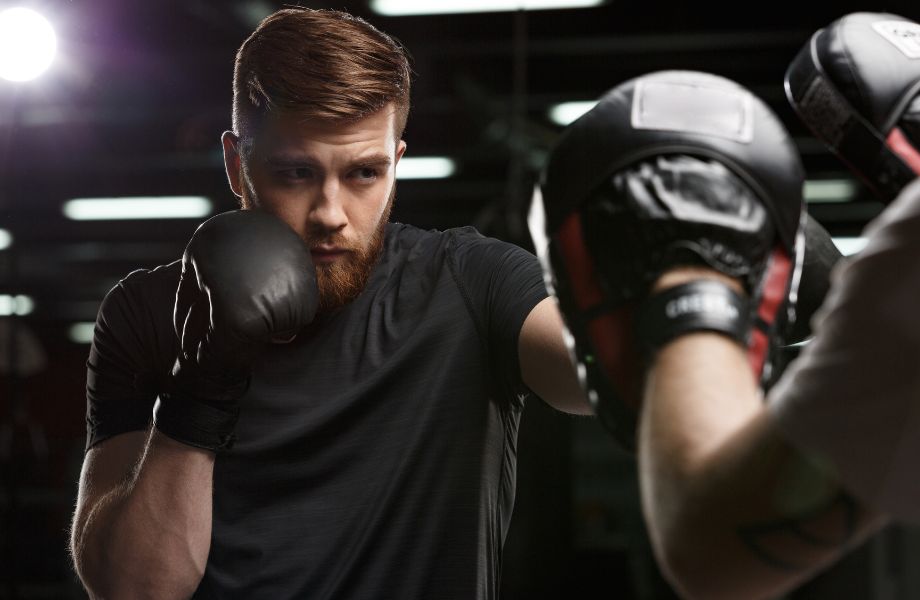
[223,106,406,313]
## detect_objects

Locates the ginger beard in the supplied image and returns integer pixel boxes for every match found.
[310,183,394,314]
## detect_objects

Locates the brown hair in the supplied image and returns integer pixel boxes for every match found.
[232,8,412,140]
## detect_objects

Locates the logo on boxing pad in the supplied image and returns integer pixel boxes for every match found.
[873,21,920,59]
[664,291,740,321]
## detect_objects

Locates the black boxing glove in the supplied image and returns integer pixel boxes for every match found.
[154,210,319,452]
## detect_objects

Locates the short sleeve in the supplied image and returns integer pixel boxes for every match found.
[767,180,920,521]
[85,263,180,451]
[447,228,549,399]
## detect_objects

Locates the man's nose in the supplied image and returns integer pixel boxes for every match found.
[309,177,347,232]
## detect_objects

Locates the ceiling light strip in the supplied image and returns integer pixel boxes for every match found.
[63,196,213,221]
[396,157,456,179]
[372,0,604,16]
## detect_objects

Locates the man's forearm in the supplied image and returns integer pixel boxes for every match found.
[73,429,216,599]
[638,333,884,600]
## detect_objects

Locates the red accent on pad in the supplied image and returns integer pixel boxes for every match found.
[748,246,792,375]
[555,213,604,311]
[555,213,642,410]
[587,308,643,412]
[887,127,920,176]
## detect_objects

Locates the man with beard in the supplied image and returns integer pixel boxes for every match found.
[68,8,590,600]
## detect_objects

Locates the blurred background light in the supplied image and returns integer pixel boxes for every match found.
[396,156,456,179]
[0,7,57,82]
[371,0,605,15]
[0,294,34,316]
[0,228,12,250]
[548,100,598,126]
[804,178,858,203]
[68,321,96,344]
[832,236,869,256]
[63,196,213,220]
[233,0,275,27]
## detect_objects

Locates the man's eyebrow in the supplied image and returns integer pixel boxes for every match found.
[264,153,319,167]
[348,154,392,168]
[262,153,393,169]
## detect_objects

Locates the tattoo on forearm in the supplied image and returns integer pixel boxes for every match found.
[737,492,859,571]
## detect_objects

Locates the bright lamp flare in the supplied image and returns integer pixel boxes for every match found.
[0,8,57,82]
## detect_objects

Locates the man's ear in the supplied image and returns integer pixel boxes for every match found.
[221,131,244,199]
[395,139,407,165]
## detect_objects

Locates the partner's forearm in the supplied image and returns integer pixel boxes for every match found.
[639,334,885,600]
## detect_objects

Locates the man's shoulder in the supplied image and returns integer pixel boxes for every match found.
[103,260,181,313]
[382,222,538,289]
[384,223,537,274]
[93,261,179,356]
[384,222,506,256]
[118,260,182,294]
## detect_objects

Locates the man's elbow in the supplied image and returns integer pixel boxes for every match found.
[75,559,204,600]
[71,528,204,600]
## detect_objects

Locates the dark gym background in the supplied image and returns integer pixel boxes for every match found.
[2,1,920,598]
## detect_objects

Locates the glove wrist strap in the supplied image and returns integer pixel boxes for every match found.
[153,368,250,452]
[637,279,750,354]
[154,392,242,452]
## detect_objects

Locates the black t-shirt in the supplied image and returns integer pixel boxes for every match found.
[85,222,548,599]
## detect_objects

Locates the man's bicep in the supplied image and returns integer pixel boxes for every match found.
[519,297,592,415]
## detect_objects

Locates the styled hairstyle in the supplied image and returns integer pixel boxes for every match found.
[232,8,412,140]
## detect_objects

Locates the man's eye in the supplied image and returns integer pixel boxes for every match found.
[352,167,379,181]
